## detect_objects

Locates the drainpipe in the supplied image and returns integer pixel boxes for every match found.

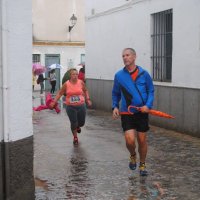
[2,0,9,143]
[1,0,9,198]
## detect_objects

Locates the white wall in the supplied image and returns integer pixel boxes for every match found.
[32,0,86,88]
[86,0,152,80]
[0,0,32,141]
[85,0,132,16]
[32,0,85,42]
[172,1,200,88]
[85,0,200,89]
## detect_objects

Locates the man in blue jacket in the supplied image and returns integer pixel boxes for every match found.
[112,48,154,176]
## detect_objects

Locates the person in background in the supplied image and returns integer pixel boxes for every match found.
[62,69,71,85]
[37,73,46,95]
[49,69,57,94]
[50,68,92,145]
[112,48,154,176]
[78,65,85,82]
[32,71,36,92]
[32,72,36,99]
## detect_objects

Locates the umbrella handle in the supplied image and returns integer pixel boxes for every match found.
[128,105,141,113]
[120,106,142,115]
[119,106,135,115]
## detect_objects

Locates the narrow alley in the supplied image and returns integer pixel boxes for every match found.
[33,93,200,200]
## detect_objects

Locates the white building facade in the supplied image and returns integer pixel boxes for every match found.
[0,0,34,199]
[32,0,85,91]
[85,0,200,137]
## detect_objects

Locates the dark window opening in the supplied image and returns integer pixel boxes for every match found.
[151,9,173,82]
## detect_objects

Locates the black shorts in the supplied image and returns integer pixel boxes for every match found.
[121,112,149,132]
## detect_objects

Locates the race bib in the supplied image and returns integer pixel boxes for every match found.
[70,96,80,103]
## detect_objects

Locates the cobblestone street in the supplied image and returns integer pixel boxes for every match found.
[33,94,200,200]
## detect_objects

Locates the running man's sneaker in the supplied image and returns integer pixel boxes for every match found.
[129,154,137,170]
[77,127,81,133]
[73,137,78,145]
[139,163,148,176]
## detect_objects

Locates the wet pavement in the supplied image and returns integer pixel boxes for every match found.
[33,92,200,200]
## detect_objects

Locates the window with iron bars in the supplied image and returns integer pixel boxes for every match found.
[151,9,173,82]
[32,54,41,64]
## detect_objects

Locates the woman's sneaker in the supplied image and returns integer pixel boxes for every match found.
[139,163,148,176]
[129,154,137,170]
[73,137,78,145]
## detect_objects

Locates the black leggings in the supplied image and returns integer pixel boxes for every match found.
[66,104,86,133]
[50,80,56,93]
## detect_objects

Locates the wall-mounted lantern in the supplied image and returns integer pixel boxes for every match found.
[68,14,77,32]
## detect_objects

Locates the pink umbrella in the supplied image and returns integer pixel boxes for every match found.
[32,63,46,75]
[33,93,60,114]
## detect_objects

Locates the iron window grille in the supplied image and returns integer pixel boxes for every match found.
[32,54,41,64]
[151,9,173,82]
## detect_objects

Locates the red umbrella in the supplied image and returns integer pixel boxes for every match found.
[128,105,175,119]
[32,63,46,75]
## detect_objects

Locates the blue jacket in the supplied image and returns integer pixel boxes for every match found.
[112,66,154,113]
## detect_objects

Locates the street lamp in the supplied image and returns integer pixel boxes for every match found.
[68,14,77,32]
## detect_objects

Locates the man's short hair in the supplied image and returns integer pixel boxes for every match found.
[123,48,136,54]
